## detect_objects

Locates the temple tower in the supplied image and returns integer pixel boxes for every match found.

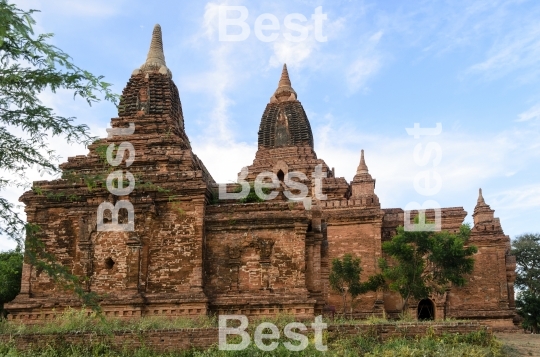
[242,65,336,197]
[7,25,215,319]
[350,150,380,206]
[445,188,517,327]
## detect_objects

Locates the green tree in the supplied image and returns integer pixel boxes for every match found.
[0,0,117,243]
[0,1,117,307]
[512,233,540,333]
[516,291,540,334]
[0,249,23,318]
[379,223,477,314]
[329,254,382,315]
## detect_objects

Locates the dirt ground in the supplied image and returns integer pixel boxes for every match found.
[496,333,540,357]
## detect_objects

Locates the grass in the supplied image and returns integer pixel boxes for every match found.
[0,309,474,336]
[0,308,218,335]
[331,330,505,357]
[0,329,506,356]
[0,310,506,356]
[329,314,470,326]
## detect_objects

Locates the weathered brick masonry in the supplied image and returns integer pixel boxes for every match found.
[6,25,516,329]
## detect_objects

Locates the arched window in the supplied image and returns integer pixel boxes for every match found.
[105,257,115,270]
[417,299,435,320]
[277,169,285,182]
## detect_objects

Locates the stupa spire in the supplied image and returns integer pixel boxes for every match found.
[353,149,374,183]
[351,149,378,201]
[473,187,496,225]
[146,24,166,67]
[270,63,297,103]
[134,24,172,77]
[356,149,369,175]
[477,188,486,205]
[278,64,292,88]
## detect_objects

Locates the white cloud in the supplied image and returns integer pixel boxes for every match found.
[313,120,540,207]
[268,13,346,69]
[346,31,383,93]
[346,56,381,93]
[517,103,540,122]
[201,2,223,40]
[182,1,260,182]
[269,39,318,69]
[461,5,540,79]
[468,22,540,78]
[183,46,237,143]
[371,0,540,81]
[192,141,256,183]
[489,184,540,211]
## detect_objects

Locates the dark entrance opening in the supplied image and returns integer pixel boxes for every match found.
[277,170,285,182]
[417,299,434,320]
[105,257,115,270]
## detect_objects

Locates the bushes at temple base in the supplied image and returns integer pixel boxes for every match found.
[0,329,505,356]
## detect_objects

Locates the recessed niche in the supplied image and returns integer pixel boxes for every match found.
[105,257,115,270]
[277,169,285,182]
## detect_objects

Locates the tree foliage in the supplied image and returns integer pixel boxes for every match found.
[512,233,540,333]
[0,0,118,243]
[512,233,540,295]
[0,248,23,317]
[379,223,477,313]
[516,290,540,333]
[0,1,117,310]
[329,254,382,314]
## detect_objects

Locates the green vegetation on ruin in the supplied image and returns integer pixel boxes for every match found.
[0,309,512,356]
[0,308,479,335]
[0,328,507,356]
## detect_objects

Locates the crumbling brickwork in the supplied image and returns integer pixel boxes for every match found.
[5,25,516,329]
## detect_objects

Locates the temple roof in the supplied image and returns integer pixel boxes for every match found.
[257,65,313,149]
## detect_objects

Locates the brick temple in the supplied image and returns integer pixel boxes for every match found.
[7,25,517,329]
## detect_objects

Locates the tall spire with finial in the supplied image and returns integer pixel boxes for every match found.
[278,64,292,88]
[356,149,369,175]
[351,149,378,203]
[477,188,486,205]
[270,64,297,103]
[146,24,166,67]
[134,24,171,77]
[353,149,374,183]
[474,187,491,212]
[473,187,497,226]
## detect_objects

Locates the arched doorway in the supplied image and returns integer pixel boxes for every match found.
[277,169,285,182]
[417,299,435,320]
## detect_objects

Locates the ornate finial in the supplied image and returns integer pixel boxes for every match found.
[270,63,297,103]
[146,24,166,66]
[356,149,369,175]
[473,187,496,225]
[133,24,172,77]
[477,188,486,204]
[279,64,292,88]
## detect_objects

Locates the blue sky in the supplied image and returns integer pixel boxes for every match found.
[2,0,540,250]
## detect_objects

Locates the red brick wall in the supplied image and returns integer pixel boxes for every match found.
[324,205,384,315]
